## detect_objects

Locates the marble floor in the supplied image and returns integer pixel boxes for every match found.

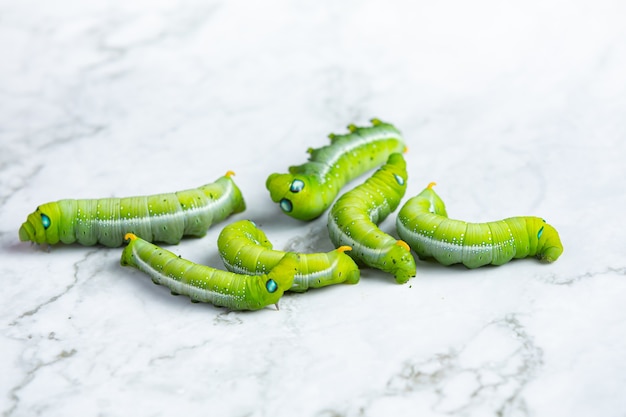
[1,1,626,416]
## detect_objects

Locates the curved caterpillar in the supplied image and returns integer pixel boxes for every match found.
[120,233,298,310]
[266,119,406,221]
[217,219,360,292]
[396,183,564,268]
[19,171,245,247]
[327,153,416,284]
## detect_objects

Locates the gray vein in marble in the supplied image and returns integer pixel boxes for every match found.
[8,250,100,327]
[385,314,543,416]
[3,249,112,416]
[3,349,78,417]
[147,340,213,368]
[537,265,626,286]
[316,314,543,417]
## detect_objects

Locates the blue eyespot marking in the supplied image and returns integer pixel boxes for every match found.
[41,214,51,229]
[280,198,293,213]
[393,174,405,186]
[537,226,544,239]
[266,279,278,293]
[290,179,305,193]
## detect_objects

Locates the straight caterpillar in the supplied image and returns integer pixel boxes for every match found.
[395,182,564,268]
[19,171,245,247]
[120,233,298,310]
[327,153,416,284]
[266,119,406,221]
[217,219,360,292]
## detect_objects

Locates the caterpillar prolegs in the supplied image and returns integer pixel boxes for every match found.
[266,119,406,221]
[19,172,245,247]
[396,183,564,268]
[327,153,416,284]
[120,233,298,310]
[217,220,360,292]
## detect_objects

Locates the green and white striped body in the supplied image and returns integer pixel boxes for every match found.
[327,153,416,284]
[19,172,245,247]
[266,119,406,221]
[217,220,360,292]
[120,234,298,310]
[396,183,564,268]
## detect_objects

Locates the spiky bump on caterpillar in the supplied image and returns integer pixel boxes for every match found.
[327,152,416,284]
[266,119,407,221]
[19,171,245,248]
[396,182,564,268]
[217,219,360,292]
[120,233,298,311]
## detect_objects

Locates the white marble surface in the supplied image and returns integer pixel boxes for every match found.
[1,1,626,416]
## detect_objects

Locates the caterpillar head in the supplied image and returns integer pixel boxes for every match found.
[534,219,563,263]
[386,241,417,284]
[19,203,61,245]
[249,252,299,309]
[266,173,326,221]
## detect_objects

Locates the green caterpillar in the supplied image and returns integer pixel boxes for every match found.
[217,219,360,292]
[396,183,564,268]
[19,171,245,248]
[120,233,298,310]
[327,153,416,284]
[266,119,406,221]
